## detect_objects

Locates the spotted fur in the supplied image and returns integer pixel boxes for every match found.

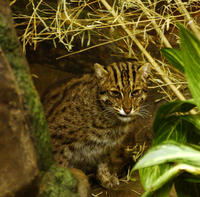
[43,62,150,188]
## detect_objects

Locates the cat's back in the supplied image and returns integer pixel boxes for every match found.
[42,71,113,168]
[42,73,95,122]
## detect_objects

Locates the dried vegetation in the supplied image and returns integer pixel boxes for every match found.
[12,0,200,101]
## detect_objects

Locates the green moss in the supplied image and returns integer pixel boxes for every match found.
[0,27,19,53]
[39,165,78,197]
[0,12,54,170]
[0,5,79,195]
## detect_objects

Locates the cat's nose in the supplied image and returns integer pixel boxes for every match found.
[123,108,132,114]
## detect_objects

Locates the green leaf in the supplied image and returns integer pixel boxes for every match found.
[182,114,200,133]
[133,142,200,170]
[139,164,171,190]
[179,24,200,110]
[161,48,184,73]
[153,116,187,145]
[140,164,200,197]
[178,173,200,183]
[136,25,200,196]
[175,175,200,197]
[152,100,196,145]
[149,183,172,197]
[136,164,172,197]
[153,115,200,146]
[141,182,172,197]
[153,100,196,133]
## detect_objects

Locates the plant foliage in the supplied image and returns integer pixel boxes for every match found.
[131,25,200,197]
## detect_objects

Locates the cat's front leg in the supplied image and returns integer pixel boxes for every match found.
[97,162,119,189]
[53,145,72,167]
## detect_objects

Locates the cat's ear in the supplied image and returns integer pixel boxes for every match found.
[138,63,151,79]
[94,63,108,80]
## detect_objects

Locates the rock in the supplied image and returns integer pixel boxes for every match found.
[0,49,38,197]
[69,168,90,197]
[39,165,78,197]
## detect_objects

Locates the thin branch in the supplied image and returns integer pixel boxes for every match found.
[175,0,200,40]
[56,35,129,59]
[100,0,186,101]
[136,0,172,48]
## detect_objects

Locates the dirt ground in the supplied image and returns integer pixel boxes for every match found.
[91,174,177,197]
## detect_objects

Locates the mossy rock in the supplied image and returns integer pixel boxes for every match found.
[39,165,78,197]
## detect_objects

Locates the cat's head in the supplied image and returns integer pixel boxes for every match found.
[94,62,151,122]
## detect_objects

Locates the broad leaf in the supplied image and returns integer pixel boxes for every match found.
[175,175,200,197]
[133,142,200,170]
[179,24,200,110]
[182,174,200,183]
[153,116,187,145]
[141,182,172,197]
[153,115,200,146]
[182,114,200,134]
[152,100,196,145]
[153,100,196,133]
[139,164,171,190]
[139,165,172,197]
[140,164,200,197]
[135,25,200,197]
[161,48,184,73]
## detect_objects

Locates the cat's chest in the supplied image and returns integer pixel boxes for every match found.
[75,125,129,159]
[87,124,130,148]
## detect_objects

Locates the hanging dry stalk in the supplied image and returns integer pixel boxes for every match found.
[12,0,200,101]
[100,0,186,101]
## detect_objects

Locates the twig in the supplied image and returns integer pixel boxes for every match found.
[136,0,172,48]
[100,0,186,101]
[175,0,200,40]
[56,35,129,59]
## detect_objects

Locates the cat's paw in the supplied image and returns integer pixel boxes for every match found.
[97,163,120,189]
[100,173,120,189]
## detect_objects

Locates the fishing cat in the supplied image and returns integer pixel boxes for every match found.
[43,62,150,188]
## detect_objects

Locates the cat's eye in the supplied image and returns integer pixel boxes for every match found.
[109,90,121,98]
[131,89,141,97]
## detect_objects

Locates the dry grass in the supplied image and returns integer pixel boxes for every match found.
[126,143,147,162]
[12,0,200,101]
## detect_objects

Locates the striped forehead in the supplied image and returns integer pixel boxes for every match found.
[107,62,136,90]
